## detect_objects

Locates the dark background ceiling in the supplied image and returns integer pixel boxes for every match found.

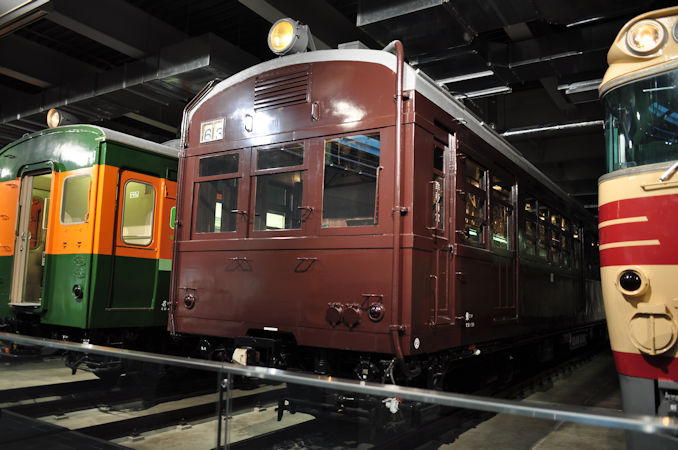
[1,0,676,212]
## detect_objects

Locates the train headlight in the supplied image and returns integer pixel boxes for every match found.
[47,108,78,128]
[368,303,384,322]
[267,18,312,56]
[184,294,196,309]
[626,19,666,55]
[616,267,649,297]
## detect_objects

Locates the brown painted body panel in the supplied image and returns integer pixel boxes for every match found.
[172,54,600,361]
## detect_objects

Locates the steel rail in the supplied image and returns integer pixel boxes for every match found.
[1,331,677,438]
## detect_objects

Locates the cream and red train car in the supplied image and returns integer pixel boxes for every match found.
[170,19,603,394]
[599,7,678,419]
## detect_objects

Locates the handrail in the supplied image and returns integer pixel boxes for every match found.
[1,331,677,438]
[382,40,409,371]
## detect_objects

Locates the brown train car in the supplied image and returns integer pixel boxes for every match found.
[170,35,603,389]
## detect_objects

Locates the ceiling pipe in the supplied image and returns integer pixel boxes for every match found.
[502,120,604,139]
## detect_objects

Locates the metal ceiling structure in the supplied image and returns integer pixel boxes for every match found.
[1,0,675,210]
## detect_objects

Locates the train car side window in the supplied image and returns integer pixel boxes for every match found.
[537,204,548,259]
[573,225,582,271]
[199,153,239,177]
[490,174,513,250]
[60,174,91,225]
[196,153,240,234]
[322,133,381,227]
[461,158,486,245]
[254,143,305,231]
[522,198,537,256]
[121,181,155,246]
[561,218,571,269]
[550,212,561,264]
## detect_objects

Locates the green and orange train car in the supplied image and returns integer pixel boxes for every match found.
[0,125,178,365]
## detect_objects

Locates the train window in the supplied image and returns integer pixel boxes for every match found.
[573,225,582,271]
[322,133,380,227]
[550,225,561,264]
[254,171,303,230]
[60,174,91,225]
[523,220,536,255]
[199,154,239,177]
[195,179,239,233]
[461,158,487,245]
[524,198,537,213]
[465,159,486,189]
[537,222,547,259]
[491,203,510,249]
[521,197,537,255]
[465,192,485,243]
[121,181,155,246]
[490,174,513,250]
[491,176,511,203]
[257,144,304,170]
[538,205,548,222]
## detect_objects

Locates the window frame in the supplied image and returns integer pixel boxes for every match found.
[319,130,387,235]
[120,179,156,247]
[249,141,309,235]
[60,173,91,225]
[191,149,245,238]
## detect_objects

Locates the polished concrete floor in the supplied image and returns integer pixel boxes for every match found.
[444,351,626,449]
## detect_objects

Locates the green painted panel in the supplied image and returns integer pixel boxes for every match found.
[0,255,12,320]
[87,254,168,329]
[0,126,101,181]
[100,142,177,179]
[40,253,90,328]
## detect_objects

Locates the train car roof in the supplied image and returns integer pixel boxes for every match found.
[0,124,178,159]
[189,49,588,217]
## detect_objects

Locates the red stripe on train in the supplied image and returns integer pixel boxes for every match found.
[612,350,678,381]
[599,194,678,267]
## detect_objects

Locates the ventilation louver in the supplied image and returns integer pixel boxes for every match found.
[254,69,310,111]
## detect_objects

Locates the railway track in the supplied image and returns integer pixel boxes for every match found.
[215,345,609,449]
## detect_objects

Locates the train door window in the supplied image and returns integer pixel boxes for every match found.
[322,133,381,227]
[522,198,537,256]
[461,158,487,245]
[60,174,91,224]
[537,204,548,259]
[432,145,445,230]
[490,174,513,250]
[121,181,155,246]
[253,143,305,231]
[195,153,240,234]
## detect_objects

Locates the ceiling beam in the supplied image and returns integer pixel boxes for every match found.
[0,33,258,123]
[42,0,186,58]
[0,34,99,87]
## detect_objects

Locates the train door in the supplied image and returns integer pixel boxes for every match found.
[10,171,52,306]
[429,141,452,325]
[108,170,159,309]
[489,168,517,320]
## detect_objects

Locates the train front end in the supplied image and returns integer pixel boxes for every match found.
[171,26,405,376]
[598,7,678,418]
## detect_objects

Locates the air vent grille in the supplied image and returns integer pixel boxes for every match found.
[254,70,309,111]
